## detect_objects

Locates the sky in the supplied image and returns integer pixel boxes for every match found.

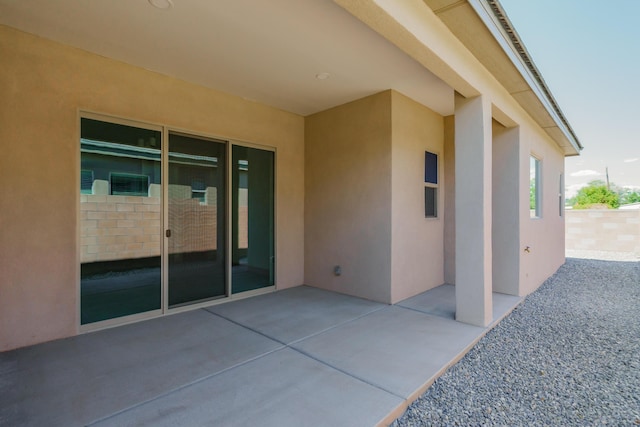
[499,0,640,196]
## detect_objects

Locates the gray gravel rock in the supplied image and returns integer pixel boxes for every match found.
[392,258,640,426]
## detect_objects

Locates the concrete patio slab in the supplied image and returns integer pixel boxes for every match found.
[292,306,484,399]
[398,284,456,319]
[398,284,522,324]
[92,347,403,427]
[0,285,523,426]
[491,292,522,324]
[0,309,282,427]
[207,286,385,344]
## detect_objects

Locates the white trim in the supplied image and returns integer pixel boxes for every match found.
[80,110,163,132]
[168,285,277,316]
[226,140,233,298]
[424,149,440,219]
[162,126,169,313]
[78,111,164,330]
[559,173,564,217]
[227,141,278,295]
[80,309,163,334]
[76,110,82,333]
[529,154,542,219]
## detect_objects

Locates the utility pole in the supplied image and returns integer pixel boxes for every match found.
[605,167,610,190]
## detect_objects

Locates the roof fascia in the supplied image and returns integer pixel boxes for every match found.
[468,0,583,154]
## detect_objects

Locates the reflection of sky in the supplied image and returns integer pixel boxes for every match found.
[82,138,220,168]
[81,138,160,159]
[501,0,640,193]
[529,157,537,180]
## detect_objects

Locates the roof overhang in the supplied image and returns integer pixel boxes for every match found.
[424,0,583,156]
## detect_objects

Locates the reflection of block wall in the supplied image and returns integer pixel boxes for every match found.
[566,210,640,254]
[80,194,161,263]
[168,184,217,254]
[238,188,248,249]
[238,207,248,249]
[81,185,250,263]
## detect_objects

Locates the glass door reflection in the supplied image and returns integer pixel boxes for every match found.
[80,118,162,324]
[231,146,275,293]
[168,133,226,307]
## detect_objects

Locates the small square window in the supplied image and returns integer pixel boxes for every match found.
[425,187,437,218]
[530,156,541,218]
[559,173,564,217]
[425,151,438,184]
[424,151,438,218]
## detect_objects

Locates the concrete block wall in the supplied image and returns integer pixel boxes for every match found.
[565,210,640,254]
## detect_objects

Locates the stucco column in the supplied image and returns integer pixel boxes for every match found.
[454,93,492,327]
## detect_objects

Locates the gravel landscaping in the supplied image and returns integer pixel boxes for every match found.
[393,257,640,426]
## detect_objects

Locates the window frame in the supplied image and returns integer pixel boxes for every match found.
[529,155,541,218]
[559,173,564,217]
[424,150,439,218]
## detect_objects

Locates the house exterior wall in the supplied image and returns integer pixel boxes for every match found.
[518,125,566,295]
[304,91,393,303]
[0,0,575,349]
[0,25,305,351]
[390,92,445,303]
[444,115,565,299]
[346,0,570,300]
[305,91,446,305]
[453,94,494,326]
[491,122,520,295]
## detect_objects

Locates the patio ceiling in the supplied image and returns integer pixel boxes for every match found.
[0,0,454,116]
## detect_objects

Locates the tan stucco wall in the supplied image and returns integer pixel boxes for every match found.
[390,92,444,303]
[453,94,494,326]
[304,91,392,303]
[519,125,566,295]
[491,122,520,296]
[337,0,570,300]
[0,25,304,351]
[442,109,564,300]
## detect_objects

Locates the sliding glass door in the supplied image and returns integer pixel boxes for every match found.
[80,118,162,325]
[80,116,275,327]
[167,133,226,307]
[231,146,275,293]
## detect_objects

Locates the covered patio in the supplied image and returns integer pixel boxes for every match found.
[1,285,520,426]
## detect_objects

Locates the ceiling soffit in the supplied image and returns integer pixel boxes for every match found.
[0,0,453,116]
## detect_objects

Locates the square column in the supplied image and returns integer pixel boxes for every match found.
[454,94,492,327]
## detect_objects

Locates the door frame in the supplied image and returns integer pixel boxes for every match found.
[78,112,277,332]
[165,133,277,315]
